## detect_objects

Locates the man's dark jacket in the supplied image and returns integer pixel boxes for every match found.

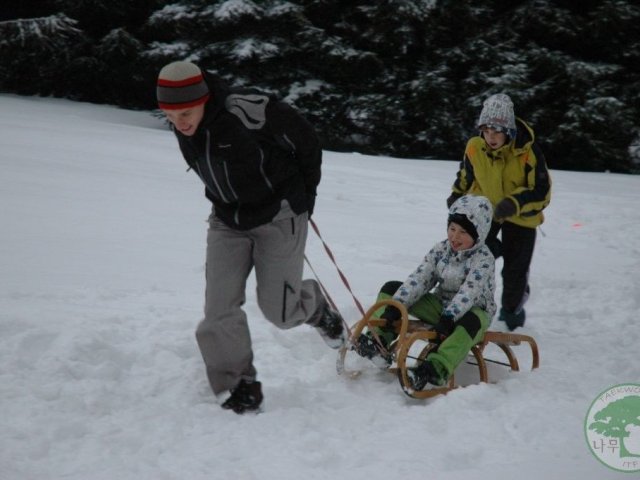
[174,73,322,230]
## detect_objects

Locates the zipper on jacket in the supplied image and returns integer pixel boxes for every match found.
[205,131,231,203]
[222,162,239,201]
[282,133,296,152]
[258,148,274,192]
[194,163,217,198]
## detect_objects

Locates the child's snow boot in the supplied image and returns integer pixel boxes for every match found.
[407,358,448,390]
[354,330,394,368]
[498,307,525,331]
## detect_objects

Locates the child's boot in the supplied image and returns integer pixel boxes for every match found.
[407,357,448,390]
[354,329,394,368]
[498,307,525,331]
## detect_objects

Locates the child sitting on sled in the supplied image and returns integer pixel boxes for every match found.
[355,194,497,390]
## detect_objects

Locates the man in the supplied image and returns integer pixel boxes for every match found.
[157,61,345,414]
[447,93,551,330]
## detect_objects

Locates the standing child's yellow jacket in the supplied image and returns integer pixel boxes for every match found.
[451,118,551,229]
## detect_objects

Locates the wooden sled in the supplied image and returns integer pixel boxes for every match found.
[337,299,539,399]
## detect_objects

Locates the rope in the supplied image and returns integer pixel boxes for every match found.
[307,218,366,317]
[304,254,353,339]
[303,253,339,311]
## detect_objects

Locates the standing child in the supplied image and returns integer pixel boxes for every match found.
[447,93,551,330]
[355,195,496,390]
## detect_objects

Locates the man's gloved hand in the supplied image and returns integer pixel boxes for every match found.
[380,305,401,328]
[446,193,462,209]
[433,315,455,343]
[307,194,316,218]
[494,198,517,220]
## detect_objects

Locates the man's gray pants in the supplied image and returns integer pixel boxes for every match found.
[196,212,325,395]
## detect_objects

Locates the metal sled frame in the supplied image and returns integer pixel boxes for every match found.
[337,299,540,399]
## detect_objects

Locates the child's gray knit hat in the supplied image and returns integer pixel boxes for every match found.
[477,93,516,138]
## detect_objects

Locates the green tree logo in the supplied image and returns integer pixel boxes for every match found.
[585,384,640,473]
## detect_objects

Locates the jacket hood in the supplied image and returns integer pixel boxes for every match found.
[448,195,493,245]
[513,118,535,150]
[199,72,232,127]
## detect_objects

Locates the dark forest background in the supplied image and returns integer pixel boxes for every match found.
[1,0,639,172]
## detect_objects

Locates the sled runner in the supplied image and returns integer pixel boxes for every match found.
[337,299,539,399]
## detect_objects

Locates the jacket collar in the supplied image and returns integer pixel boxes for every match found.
[197,72,231,131]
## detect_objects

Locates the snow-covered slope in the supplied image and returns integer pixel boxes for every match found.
[1,95,638,479]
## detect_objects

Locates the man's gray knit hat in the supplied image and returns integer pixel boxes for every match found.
[157,61,209,110]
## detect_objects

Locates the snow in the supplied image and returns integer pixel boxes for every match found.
[213,0,263,21]
[148,4,196,24]
[230,39,280,60]
[284,80,328,104]
[145,41,191,59]
[1,94,638,479]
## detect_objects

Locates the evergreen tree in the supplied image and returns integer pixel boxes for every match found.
[0,0,638,172]
[0,14,84,96]
[52,0,164,38]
